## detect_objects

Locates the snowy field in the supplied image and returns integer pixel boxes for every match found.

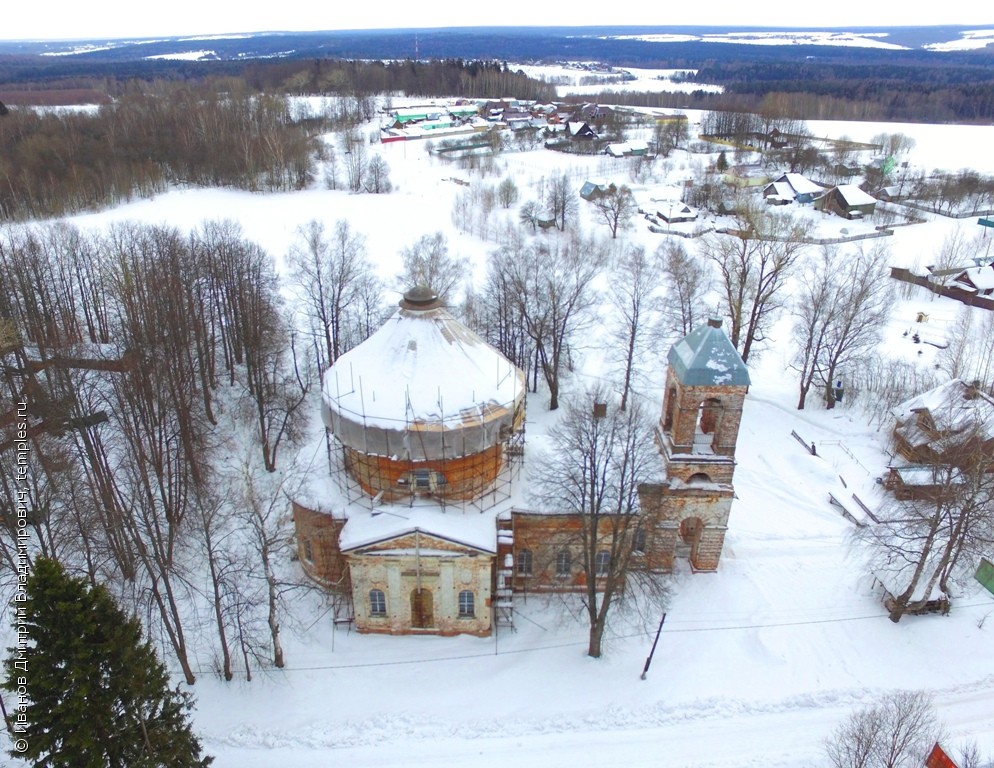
[6,76,994,766]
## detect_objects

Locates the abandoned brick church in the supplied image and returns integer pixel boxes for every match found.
[292,288,750,636]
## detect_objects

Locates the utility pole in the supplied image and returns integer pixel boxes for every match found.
[640,612,667,680]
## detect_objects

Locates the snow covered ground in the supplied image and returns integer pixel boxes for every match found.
[7,79,994,766]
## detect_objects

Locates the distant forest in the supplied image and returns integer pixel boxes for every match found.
[2,32,994,123]
[0,60,554,219]
[2,44,994,218]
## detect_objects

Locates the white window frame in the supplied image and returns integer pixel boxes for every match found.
[369,589,387,617]
[458,590,475,618]
[555,549,571,577]
[516,548,533,576]
[595,550,611,577]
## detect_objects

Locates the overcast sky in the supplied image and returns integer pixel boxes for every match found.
[2,3,992,41]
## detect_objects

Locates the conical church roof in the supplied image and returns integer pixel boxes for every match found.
[667,318,750,387]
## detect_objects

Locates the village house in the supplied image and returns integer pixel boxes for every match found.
[814,184,878,219]
[761,172,823,205]
[565,121,597,140]
[604,140,648,158]
[292,290,751,636]
[951,264,994,297]
[885,378,994,500]
[579,180,616,201]
[656,201,698,224]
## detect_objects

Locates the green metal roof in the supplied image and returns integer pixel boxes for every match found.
[667,319,751,387]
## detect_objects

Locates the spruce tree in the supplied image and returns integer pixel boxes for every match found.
[3,557,212,767]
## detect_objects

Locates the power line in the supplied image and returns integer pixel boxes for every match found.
[191,597,994,675]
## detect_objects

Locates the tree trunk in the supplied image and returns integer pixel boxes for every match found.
[587,621,604,659]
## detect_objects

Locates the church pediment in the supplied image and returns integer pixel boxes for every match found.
[343,527,495,556]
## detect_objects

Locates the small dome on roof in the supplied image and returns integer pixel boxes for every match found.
[400,285,441,310]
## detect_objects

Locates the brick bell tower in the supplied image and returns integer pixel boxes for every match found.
[641,318,750,572]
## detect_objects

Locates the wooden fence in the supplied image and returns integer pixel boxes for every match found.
[889,267,994,312]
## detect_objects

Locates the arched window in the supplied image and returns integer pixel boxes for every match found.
[369,589,386,617]
[458,590,475,618]
[663,386,677,431]
[632,526,647,554]
[516,548,533,576]
[595,551,611,577]
[556,549,572,577]
[403,468,448,491]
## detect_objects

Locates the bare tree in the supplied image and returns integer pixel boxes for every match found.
[473,235,535,379]
[825,690,944,768]
[857,395,994,622]
[532,389,662,657]
[871,132,917,159]
[818,244,892,409]
[791,250,835,410]
[491,235,605,410]
[498,177,519,208]
[518,200,541,232]
[653,118,689,158]
[236,463,296,669]
[287,219,378,371]
[594,184,638,239]
[791,243,892,409]
[609,245,661,410]
[659,240,711,340]
[700,204,807,362]
[864,463,994,623]
[937,307,994,390]
[363,154,392,194]
[194,488,240,681]
[398,232,468,302]
[340,128,367,192]
[546,172,578,231]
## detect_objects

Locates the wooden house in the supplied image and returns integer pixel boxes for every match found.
[890,379,994,471]
[814,184,877,219]
[951,265,994,297]
[762,172,822,205]
[579,180,616,200]
[566,121,597,140]
[656,202,697,223]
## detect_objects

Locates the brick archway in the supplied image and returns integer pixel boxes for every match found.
[680,516,703,546]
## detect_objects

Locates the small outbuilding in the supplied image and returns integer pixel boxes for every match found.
[656,202,698,223]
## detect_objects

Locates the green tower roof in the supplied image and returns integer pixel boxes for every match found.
[667,319,751,387]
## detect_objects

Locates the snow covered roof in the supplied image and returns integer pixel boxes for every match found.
[340,509,498,554]
[834,184,877,206]
[322,288,526,458]
[957,266,994,291]
[892,379,994,446]
[668,318,751,387]
[764,181,796,200]
[778,172,822,196]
